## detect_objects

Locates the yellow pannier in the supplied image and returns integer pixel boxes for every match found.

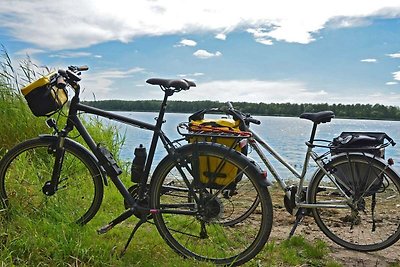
[188,118,248,187]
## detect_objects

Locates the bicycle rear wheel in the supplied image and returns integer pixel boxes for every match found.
[150,143,272,266]
[308,153,400,251]
[0,137,103,225]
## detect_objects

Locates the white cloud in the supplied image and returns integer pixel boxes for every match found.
[393,71,400,80]
[387,53,400,58]
[360,58,377,63]
[1,1,400,50]
[176,79,327,103]
[386,81,398,85]
[14,49,102,59]
[175,39,197,47]
[247,28,274,45]
[256,39,274,46]
[80,67,145,99]
[15,48,46,56]
[80,75,400,106]
[193,50,222,59]
[327,17,372,28]
[178,72,205,78]
[93,67,145,79]
[171,79,400,105]
[49,51,98,58]
[215,33,227,40]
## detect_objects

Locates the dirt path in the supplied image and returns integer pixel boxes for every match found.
[269,191,400,267]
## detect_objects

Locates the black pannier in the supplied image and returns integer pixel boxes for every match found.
[330,132,394,197]
[330,132,392,158]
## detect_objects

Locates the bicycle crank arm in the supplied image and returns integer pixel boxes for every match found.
[97,206,159,234]
[97,208,136,234]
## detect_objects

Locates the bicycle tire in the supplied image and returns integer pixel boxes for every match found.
[0,137,104,225]
[150,142,273,266]
[308,153,400,251]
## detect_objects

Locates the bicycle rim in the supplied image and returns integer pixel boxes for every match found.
[0,138,103,225]
[309,154,400,251]
[150,144,272,266]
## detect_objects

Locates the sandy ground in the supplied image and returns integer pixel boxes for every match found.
[268,191,400,267]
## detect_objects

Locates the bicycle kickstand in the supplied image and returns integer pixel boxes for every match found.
[120,216,148,256]
[288,208,307,239]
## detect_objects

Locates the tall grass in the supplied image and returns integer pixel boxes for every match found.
[0,47,123,156]
[0,50,48,153]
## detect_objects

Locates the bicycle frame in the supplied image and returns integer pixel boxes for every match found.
[50,84,185,209]
[246,127,352,209]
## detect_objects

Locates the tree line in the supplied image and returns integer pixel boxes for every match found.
[83,100,400,120]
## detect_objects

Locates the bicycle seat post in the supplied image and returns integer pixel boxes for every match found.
[308,123,318,145]
[299,111,335,145]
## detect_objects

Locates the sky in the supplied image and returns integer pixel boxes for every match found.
[1,0,400,105]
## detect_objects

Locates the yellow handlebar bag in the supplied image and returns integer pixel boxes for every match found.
[21,72,68,117]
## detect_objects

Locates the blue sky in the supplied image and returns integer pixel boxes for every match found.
[1,0,400,105]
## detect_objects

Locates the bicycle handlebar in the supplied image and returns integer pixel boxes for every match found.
[56,65,89,88]
[226,102,261,126]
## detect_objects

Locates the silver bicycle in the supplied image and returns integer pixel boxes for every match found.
[182,102,400,252]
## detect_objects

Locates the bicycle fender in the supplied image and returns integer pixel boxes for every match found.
[38,134,108,186]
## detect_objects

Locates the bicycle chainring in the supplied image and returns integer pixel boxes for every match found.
[124,185,151,219]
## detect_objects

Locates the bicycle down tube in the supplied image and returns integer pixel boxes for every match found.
[67,96,169,204]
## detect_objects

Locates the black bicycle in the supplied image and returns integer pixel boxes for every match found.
[0,66,273,266]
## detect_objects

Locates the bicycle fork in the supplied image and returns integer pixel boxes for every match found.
[43,133,68,196]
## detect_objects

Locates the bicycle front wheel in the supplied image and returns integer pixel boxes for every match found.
[0,137,104,225]
[308,153,400,251]
[150,143,273,266]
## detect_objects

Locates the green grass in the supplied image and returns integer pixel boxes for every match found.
[252,236,340,267]
[2,207,341,266]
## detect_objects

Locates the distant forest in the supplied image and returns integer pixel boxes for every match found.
[83,100,400,120]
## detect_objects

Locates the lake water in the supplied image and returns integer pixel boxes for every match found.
[97,111,400,179]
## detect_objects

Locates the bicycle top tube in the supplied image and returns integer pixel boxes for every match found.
[54,66,196,132]
[54,66,196,175]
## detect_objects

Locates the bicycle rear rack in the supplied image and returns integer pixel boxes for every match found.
[177,122,252,140]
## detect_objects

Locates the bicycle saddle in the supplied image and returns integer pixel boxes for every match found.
[299,111,335,124]
[146,78,196,90]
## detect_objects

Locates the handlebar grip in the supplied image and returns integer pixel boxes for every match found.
[247,117,261,125]
[78,65,89,71]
